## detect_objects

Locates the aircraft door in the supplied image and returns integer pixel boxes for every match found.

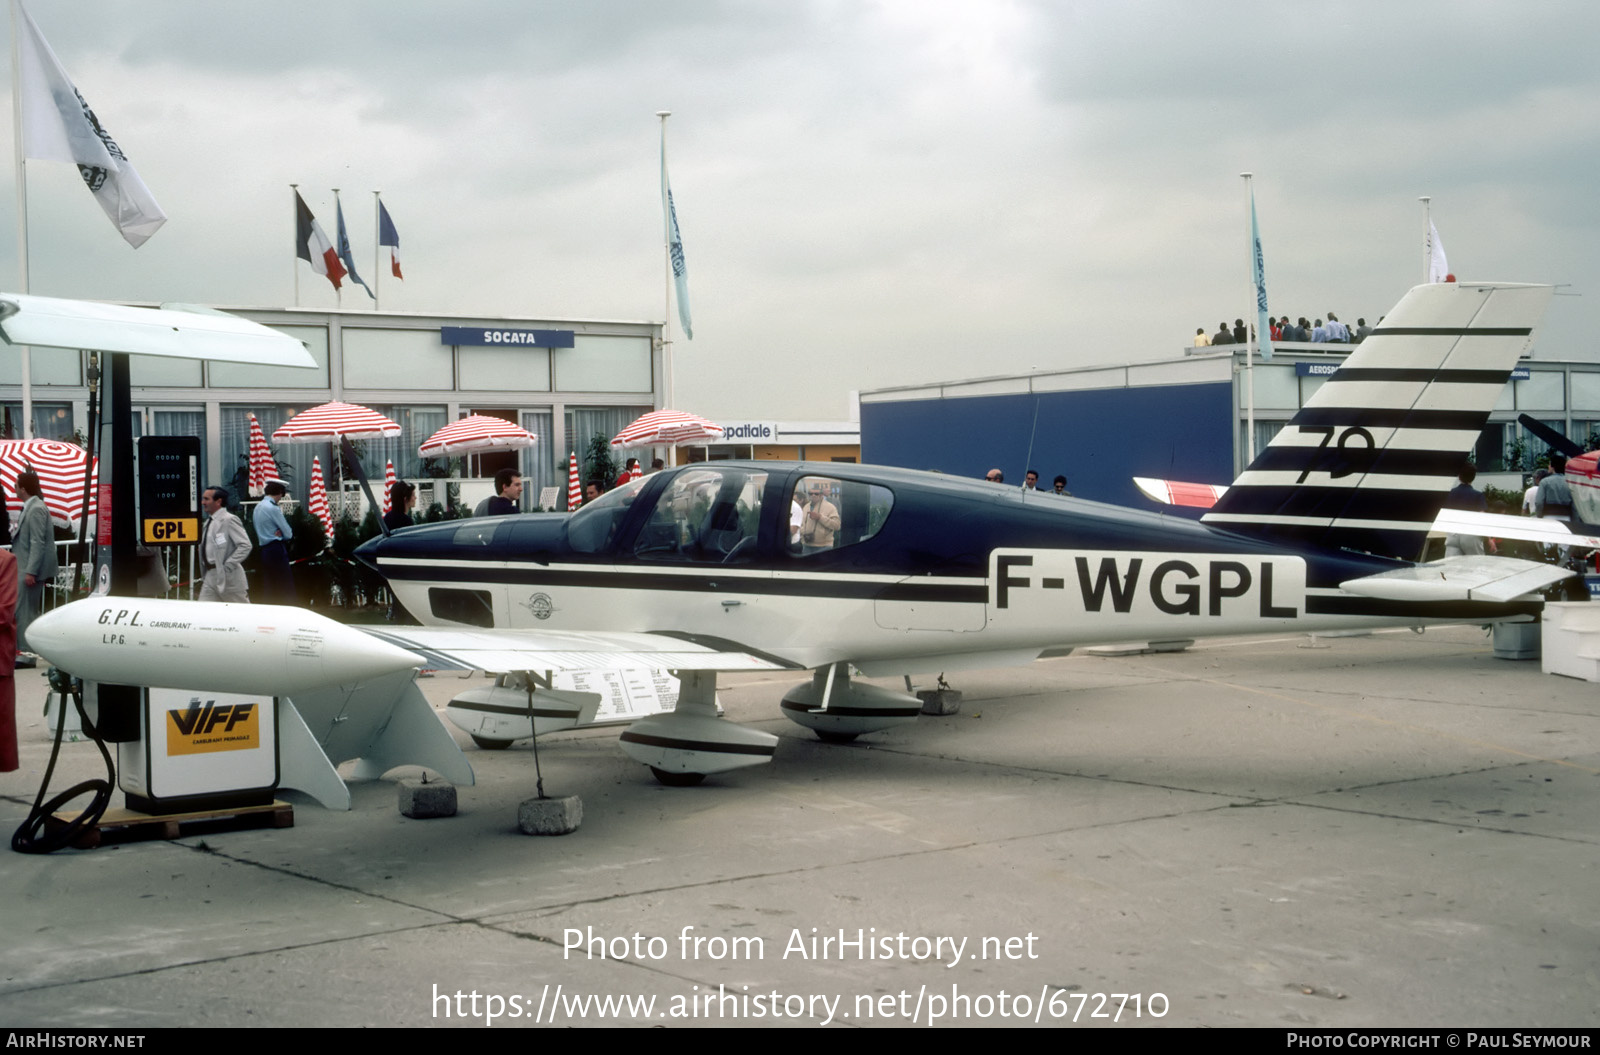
[626,467,774,629]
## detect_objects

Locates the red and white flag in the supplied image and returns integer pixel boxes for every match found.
[295,190,346,290]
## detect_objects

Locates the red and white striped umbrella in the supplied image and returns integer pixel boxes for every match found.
[0,440,97,530]
[382,460,396,515]
[271,401,401,442]
[247,413,280,497]
[611,409,724,448]
[566,451,581,512]
[418,414,536,457]
[306,456,334,541]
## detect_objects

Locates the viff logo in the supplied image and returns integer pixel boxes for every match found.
[166,698,259,755]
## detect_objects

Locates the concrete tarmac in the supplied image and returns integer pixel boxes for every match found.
[0,625,1596,1029]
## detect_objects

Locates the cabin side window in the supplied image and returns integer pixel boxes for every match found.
[788,477,892,557]
[428,587,495,628]
[451,521,504,547]
[567,476,650,554]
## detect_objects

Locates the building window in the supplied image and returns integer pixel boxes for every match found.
[344,329,452,390]
[553,335,653,392]
[1237,365,1298,411]
[1514,372,1564,411]
[367,405,448,480]
[565,406,653,477]
[1240,421,1285,465]
[129,354,201,387]
[459,344,550,392]
[1571,373,1600,414]
[520,411,557,509]
[1518,418,1567,467]
[220,405,324,499]
[0,403,74,441]
[1474,423,1509,472]
[0,350,80,386]
[210,325,329,388]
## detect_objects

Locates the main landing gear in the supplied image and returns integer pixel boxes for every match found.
[619,671,778,786]
[620,664,925,787]
[779,663,922,743]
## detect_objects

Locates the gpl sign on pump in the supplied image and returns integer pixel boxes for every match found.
[136,435,201,546]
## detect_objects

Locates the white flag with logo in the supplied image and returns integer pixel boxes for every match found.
[15,1,166,248]
[1426,220,1449,284]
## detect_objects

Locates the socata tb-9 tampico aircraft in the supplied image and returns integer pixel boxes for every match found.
[357,279,1571,785]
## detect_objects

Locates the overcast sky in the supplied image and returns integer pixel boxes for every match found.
[4,0,1596,422]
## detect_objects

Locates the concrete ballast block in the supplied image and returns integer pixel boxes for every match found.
[398,778,457,818]
[917,688,963,716]
[519,795,582,835]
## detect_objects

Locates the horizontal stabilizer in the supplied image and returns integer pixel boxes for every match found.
[360,626,789,674]
[1133,477,1227,508]
[1433,508,1600,550]
[1340,555,1573,604]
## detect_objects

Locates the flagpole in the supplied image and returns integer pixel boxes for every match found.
[657,109,675,466]
[291,183,301,307]
[372,189,382,311]
[10,0,33,438]
[1241,172,1256,465]
[1419,195,1431,283]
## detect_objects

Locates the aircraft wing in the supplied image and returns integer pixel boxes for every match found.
[1339,555,1574,604]
[1431,508,1600,550]
[0,292,315,366]
[359,626,797,675]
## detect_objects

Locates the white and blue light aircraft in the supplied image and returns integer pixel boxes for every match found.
[356,279,1575,785]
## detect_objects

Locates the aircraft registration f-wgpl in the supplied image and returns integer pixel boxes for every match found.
[344,279,1570,785]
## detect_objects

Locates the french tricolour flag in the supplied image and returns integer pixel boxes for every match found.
[295,190,346,290]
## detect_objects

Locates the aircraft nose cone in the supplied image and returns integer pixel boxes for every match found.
[354,533,385,572]
[24,603,74,669]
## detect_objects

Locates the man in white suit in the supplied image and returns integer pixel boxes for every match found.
[199,486,252,603]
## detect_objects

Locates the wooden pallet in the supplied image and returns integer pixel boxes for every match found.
[48,800,294,849]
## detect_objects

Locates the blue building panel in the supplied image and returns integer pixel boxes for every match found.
[860,381,1235,509]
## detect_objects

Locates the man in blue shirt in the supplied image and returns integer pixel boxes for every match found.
[254,480,295,605]
[484,468,522,516]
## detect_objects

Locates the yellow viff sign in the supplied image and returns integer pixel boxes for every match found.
[166,700,259,756]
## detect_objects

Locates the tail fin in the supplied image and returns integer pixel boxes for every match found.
[1201,281,1553,559]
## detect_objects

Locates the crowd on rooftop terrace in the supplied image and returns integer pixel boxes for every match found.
[1194,314,1378,347]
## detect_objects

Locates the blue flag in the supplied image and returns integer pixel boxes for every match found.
[1250,188,1272,360]
[336,197,374,300]
[662,154,692,340]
